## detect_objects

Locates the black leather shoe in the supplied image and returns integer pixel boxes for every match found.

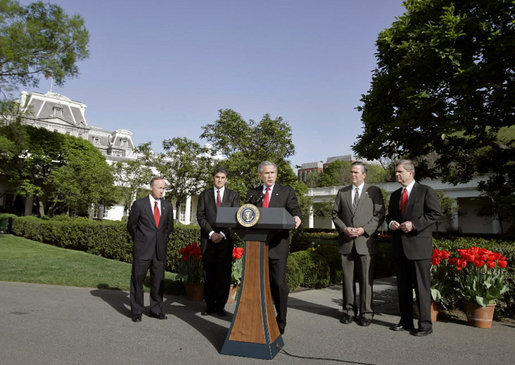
[410,328,433,337]
[278,323,285,334]
[359,317,372,327]
[131,314,142,322]
[390,323,414,331]
[149,312,167,320]
[339,313,354,324]
[216,309,227,317]
[201,307,213,316]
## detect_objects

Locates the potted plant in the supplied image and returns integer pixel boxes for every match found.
[228,246,244,303]
[448,247,508,328]
[177,241,204,301]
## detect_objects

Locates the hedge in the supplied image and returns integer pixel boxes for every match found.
[9,215,199,272]
[289,250,330,289]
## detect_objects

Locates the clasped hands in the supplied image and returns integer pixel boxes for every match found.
[344,227,365,238]
[210,232,224,243]
[389,220,414,233]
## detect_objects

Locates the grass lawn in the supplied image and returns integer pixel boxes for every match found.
[0,234,180,293]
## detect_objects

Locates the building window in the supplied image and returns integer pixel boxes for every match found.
[179,203,186,222]
[52,105,63,118]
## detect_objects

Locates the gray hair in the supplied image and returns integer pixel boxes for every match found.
[258,161,277,174]
[397,159,415,176]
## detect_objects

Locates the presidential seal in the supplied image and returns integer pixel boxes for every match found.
[236,204,260,227]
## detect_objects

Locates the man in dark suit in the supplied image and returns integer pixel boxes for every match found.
[246,161,302,334]
[127,176,174,322]
[386,160,441,336]
[197,167,240,316]
[332,162,385,326]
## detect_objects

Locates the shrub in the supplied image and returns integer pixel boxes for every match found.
[11,215,200,272]
[290,250,330,288]
[313,244,342,284]
[286,254,304,292]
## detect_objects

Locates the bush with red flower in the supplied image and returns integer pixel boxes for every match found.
[177,242,203,283]
[448,247,508,307]
[231,247,244,285]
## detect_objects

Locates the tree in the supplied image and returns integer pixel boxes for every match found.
[200,109,298,199]
[0,0,89,95]
[153,137,213,216]
[112,142,154,215]
[354,0,514,227]
[47,134,117,216]
[318,161,350,187]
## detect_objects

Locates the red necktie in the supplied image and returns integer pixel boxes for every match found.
[400,188,408,216]
[216,189,221,208]
[262,187,270,208]
[154,201,160,227]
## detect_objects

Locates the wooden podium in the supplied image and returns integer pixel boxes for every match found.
[216,207,294,360]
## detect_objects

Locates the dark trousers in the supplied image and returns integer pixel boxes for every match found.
[202,239,233,311]
[396,253,432,330]
[269,256,289,325]
[341,247,374,319]
[130,253,165,316]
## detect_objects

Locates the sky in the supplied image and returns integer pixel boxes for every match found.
[23,0,407,169]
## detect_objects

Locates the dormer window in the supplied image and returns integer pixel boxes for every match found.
[121,139,128,147]
[52,105,63,118]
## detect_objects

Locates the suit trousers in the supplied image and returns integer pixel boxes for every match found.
[269,255,289,325]
[341,247,374,318]
[395,254,432,330]
[202,239,233,311]
[130,252,165,316]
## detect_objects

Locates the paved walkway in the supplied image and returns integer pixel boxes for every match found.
[1,278,513,365]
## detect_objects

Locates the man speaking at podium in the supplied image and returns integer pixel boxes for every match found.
[246,161,302,334]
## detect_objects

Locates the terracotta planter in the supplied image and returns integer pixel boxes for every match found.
[227,284,239,304]
[185,282,204,301]
[413,300,440,322]
[464,302,496,328]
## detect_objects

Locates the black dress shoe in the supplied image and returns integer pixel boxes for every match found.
[131,314,142,322]
[410,328,433,337]
[278,323,286,334]
[216,309,227,317]
[149,312,167,320]
[390,323,414,331]
[339,313,354,324]
[359,317,372,327]
[201,307,213,316]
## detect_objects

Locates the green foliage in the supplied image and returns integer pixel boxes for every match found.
[319,160,349,187]
[313,245,342,284]
[0,0,89,92]
[354,0,514,211]
[152,137,213,213]
[286,254,304,292]
[289,250,330,288]
[0,234,178,292]
[200,109,299,201]
[47,134,116,215]
[0,124,115,216]
[112,142,154,214]
[10,215,201,272]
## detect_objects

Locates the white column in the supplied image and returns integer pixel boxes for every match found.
[451,199,459,231]
[184,196,192,224]
[308,205,314,228]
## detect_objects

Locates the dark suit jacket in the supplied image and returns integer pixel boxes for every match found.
[246,184,302,259]
[386,182,441,260]
[127,196,174,261]
[197,187,240,252]
[331,183,385,255]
